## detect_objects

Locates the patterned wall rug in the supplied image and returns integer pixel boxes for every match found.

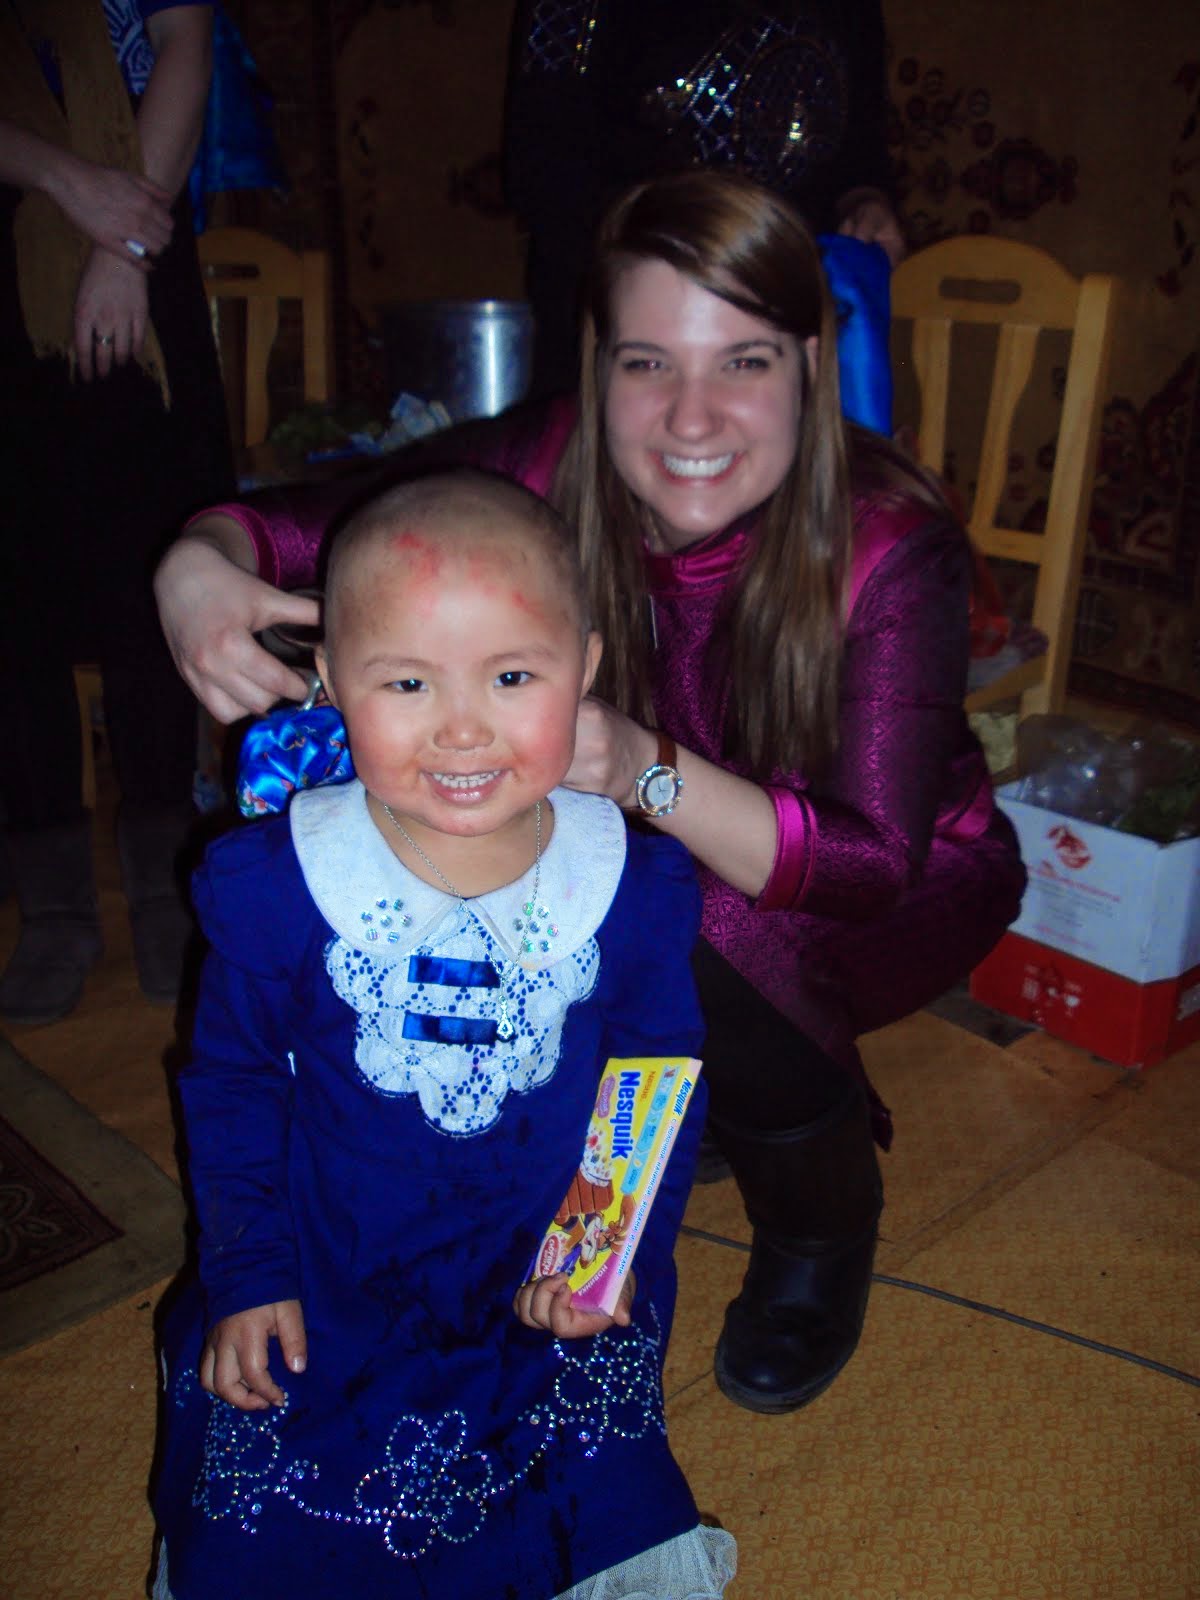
[0,1039,187,1357]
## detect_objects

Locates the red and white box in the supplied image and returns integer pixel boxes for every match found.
[970,785,1200,1067]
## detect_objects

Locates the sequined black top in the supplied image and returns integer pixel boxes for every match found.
[505,0,894,390]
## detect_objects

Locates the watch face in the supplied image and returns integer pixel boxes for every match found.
[643,768,678,810]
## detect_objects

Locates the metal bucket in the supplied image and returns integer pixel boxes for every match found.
[378,299,535,423]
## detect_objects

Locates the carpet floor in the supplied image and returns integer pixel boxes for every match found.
[1,769,1196,1598]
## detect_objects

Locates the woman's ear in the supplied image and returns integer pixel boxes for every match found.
[581,631,603,697]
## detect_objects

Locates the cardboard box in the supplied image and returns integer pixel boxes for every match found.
[970,785,1200,1067]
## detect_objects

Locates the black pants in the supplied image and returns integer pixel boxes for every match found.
[692,938,855,1135]
[0,189,233,832]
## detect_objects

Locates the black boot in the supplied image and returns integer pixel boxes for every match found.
[712,1081,882,1415]
[0,820,103,1025]
[116,803,197,1005]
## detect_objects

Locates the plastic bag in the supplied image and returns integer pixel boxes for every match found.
[1010,716,1200,842]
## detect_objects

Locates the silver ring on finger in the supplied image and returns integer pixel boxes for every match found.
[124,237,148,260]
[94,332,115,346]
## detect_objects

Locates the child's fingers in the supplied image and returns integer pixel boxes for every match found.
[514,1275,573,1330]
[206,1340,272,1411]
[234,1340,287,1408]
[275,1300,308,1375]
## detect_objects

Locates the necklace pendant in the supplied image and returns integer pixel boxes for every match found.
[496,993,515,1042]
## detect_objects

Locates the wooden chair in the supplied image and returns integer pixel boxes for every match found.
[890,236,1116,718]
[197,226,334,448]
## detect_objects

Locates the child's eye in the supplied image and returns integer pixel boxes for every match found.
[389,677,425,694]
[495,669,531,688]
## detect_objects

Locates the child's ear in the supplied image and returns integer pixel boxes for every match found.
[581,631,603,698]
[314,646,337,706]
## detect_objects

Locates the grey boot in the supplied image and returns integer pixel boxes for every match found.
[0,820,103,1025]
[116,803,198,1005]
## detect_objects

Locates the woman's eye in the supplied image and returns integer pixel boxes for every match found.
[495,670,531,688]
[727,355,770,372]
[390,677,425,694]
[620,357,663,374]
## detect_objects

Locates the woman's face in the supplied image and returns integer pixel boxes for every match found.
[602,258,808,552]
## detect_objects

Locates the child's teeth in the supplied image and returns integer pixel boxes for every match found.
[662,453,735,478]
[436,772,496,790]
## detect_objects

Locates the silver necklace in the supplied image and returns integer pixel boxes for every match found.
[379,799,551,1043]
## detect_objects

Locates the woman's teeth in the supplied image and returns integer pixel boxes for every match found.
[433,771,498,790]
[661,452,736,479]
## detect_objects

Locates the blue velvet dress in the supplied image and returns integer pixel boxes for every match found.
[154,783,708,1599]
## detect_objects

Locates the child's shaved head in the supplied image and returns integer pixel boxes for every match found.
[323,469,588,656]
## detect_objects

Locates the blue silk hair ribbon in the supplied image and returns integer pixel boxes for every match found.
[236,683,353,817]
[817,235,893,437]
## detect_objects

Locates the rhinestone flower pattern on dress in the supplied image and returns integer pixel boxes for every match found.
[185,1314,667,1559]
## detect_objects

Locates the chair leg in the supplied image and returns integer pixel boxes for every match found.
[74,665,102,812]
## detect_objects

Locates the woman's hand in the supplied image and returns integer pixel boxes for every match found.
[51,154,174,265]
[836,193,906,269]
[200,1298,307,1411]
[513,1272,635,1338]
[154,535,323,723]
[563,698,658,808]
[73,248,150,378]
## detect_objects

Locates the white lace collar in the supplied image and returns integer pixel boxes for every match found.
[290,780,627,968]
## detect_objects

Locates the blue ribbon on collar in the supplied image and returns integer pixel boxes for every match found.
[235,681,354,817]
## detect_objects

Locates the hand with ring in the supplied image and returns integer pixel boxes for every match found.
[52,159,173,270]
[74,246,150,379]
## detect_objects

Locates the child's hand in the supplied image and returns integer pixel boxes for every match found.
[199,1298,307,1411]
[513,1272,635,1339]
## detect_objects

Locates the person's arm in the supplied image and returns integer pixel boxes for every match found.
[0,120,173,262]
[153,404,565,722]
[515,829,706,1337]
[180,831,305,1332]
[566,705,780,898]
[139,5,213,196]
[74,5,214,379]
[154,512,323,721]
[565,514,973,912]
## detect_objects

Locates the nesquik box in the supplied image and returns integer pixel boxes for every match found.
[528,1056,702,1316]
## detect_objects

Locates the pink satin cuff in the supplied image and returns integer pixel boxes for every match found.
[937,756,997,843]
[183,502,284,589]
[757,785,818,912]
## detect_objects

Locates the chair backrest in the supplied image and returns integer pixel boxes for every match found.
[890,235,1116,717]
[197,226,333,448]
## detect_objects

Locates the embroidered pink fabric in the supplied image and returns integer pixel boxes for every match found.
[191,403,1025,1141]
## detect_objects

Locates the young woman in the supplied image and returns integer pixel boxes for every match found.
[154,171,1026,1416]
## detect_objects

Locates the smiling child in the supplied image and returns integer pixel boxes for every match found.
[152,470,735,1600]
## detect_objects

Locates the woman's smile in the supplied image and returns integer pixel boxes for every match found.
[655,450,740,483]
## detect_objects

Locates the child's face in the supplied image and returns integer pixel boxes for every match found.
[318,516,601,851]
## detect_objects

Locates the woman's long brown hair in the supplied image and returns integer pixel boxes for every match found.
[552,171,854,779]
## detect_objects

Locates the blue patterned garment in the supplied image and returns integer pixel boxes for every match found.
[103,0,209,93]
[154,784,709,1599]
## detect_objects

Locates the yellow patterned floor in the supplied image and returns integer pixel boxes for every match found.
[1,799,1196,1598]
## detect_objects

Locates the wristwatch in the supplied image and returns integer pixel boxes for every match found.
[633,731,683,818]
